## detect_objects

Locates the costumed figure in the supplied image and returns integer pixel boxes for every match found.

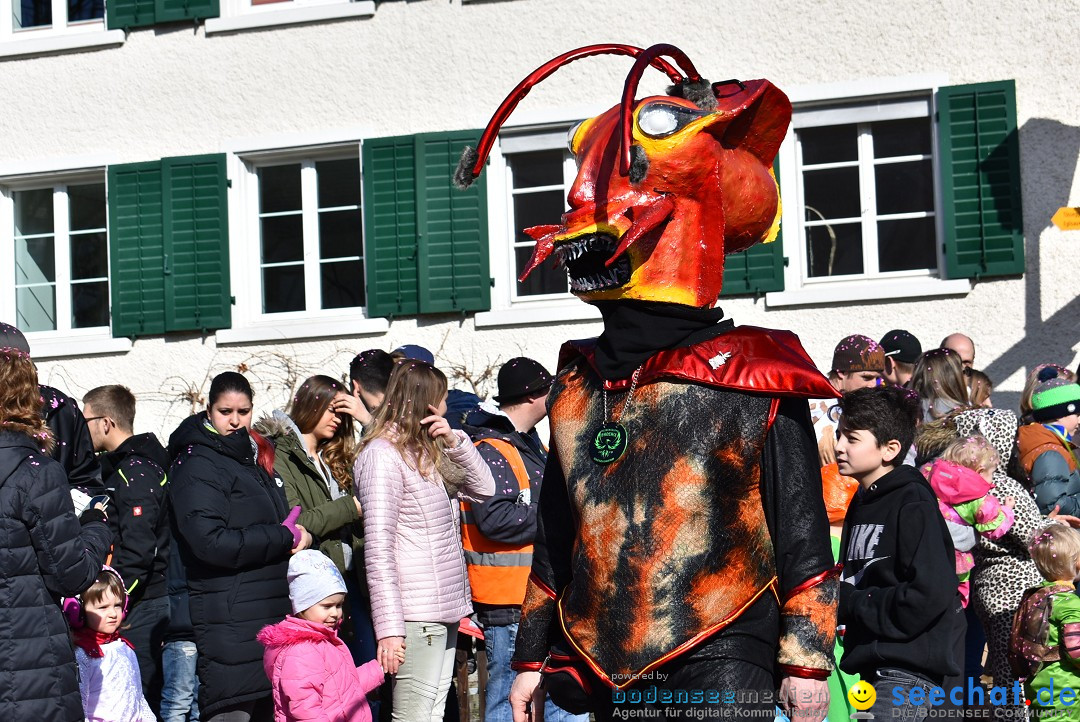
[454,44,838,720]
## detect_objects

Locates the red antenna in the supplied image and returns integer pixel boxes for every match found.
[618,44,705,176]
[454,44,685,189]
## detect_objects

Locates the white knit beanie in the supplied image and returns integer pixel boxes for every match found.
[288,550,347,614]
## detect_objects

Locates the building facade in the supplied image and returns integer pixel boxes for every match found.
[2,0,1077,437]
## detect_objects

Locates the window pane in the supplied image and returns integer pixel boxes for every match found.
[16,286,56,332]
[878,217,937,272]
[806,222,863,277]
[802,167,861,220]
[70,231,108,280]
[319,208,363,260]
[873,118,931,158]
[515,246,567,296]
[263,265,304,313]
[16,237,56,283]
[513,190,564,240]
[875,160,934,216]
[69,183,106,231]
[321,260,364,309]
[260,215,304,263]
[14,0,51,29]
[799,125,858,165]
[259,164,302,214]
[68,0,104,21]
[509,150,565,189]
[316,158,361,209]
[15,188,54,237]
[72,281,109,328]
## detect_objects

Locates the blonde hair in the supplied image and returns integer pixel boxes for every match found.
[359,360,449,477]
[1030,525,1080,582]
[967,370,993,407]
[940,435,1000,476]
[912,348,970,418]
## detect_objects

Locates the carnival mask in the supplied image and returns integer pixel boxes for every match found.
[456,43,792,308]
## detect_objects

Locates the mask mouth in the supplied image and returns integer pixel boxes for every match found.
[554,233,632,293]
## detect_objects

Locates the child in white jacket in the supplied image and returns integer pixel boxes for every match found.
[69,568,154,722]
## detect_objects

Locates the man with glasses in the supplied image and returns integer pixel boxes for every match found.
[941,333,976,370]
[83,384,171,718]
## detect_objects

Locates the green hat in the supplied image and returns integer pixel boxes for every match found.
[1032,366,1080,422]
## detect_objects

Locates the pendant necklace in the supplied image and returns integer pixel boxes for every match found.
[591,365,643,465]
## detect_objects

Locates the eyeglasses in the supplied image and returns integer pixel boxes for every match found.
[84,416,107,424]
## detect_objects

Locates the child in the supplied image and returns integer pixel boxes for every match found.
[837,386,966,716]
[258,551,396,722]
[1017,367,1080,516]
[72,568,155,722]
[923,435,1015,607]
[1015,524,1080,721]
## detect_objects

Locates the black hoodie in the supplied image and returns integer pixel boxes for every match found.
[839,463,965,680]
[100,433,171,607]
[40,384,104,494]
[166,414,293,717]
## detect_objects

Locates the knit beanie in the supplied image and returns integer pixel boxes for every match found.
[1031,366,1080,423]
[288,550,347,614]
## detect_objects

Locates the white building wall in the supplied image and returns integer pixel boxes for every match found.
[2,0,1078,438]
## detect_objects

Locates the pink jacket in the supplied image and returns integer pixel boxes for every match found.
[257,616,384,722]
[354,429,494,640]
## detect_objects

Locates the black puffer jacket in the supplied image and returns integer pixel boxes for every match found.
[0,431,114,721]
[167,414,294,718]
[40,384,104,494]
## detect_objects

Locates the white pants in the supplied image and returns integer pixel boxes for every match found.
[392,621,458,722]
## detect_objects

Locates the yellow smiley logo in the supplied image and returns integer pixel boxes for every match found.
[848,680,876,711]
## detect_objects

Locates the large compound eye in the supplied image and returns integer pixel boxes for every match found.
[636,102,710,139]
[566,120,585,154]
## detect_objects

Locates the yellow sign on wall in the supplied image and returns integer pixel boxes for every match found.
[1052,207,1080,231]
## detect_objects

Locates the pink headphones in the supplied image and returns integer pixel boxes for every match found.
[62,565,128,629]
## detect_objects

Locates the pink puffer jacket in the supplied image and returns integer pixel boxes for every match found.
[354,430,494,640]
[257,616,384,722]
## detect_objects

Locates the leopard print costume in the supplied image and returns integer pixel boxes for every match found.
[959,408,1054,718]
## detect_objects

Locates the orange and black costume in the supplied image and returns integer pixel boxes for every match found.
[511,324,840,710]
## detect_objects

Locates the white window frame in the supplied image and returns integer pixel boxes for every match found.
[0,0,123,59]
[476,110,608,329]
[767,75,971,307]
[0,168,131,358]
[217,144,388,345]
[205,0,374,34]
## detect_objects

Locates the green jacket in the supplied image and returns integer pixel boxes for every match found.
[257,412,365,585]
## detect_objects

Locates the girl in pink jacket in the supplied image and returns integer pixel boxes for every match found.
[258,551,398,722]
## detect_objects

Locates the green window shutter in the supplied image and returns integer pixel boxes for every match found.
[107,162,167,337]
[106,0,156,29]
[162,154,231,332]
[720,161,785,296]
[937,80,1024,279]
[155,0,219,23]
[362,135,421,317]
[416,131,490,314]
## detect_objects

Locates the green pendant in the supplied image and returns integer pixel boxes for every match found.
[591,422,629,464]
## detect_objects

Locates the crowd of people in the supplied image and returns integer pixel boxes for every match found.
[0,316,1079,722]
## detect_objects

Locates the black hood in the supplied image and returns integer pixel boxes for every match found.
[101,432,171,479]
[462,407,516,439]
[167,413,256,466]
[0,431,45,487]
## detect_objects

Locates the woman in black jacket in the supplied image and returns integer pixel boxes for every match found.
[168,372,311,721]
[0,346,114,721]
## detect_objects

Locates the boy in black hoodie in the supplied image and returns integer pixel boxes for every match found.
[837,386,966,716]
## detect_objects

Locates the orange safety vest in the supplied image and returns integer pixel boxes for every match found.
[460,438,534,606]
